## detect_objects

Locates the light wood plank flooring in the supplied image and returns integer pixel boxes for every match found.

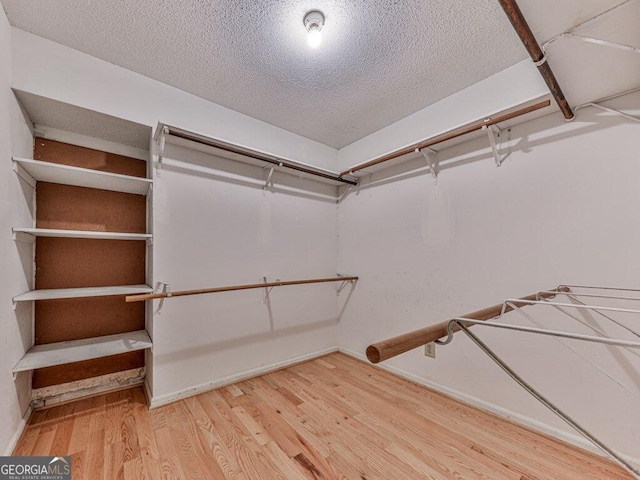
[13,353,632,479]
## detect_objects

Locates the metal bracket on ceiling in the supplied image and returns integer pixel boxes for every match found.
[563,33,640,55]
[418,147,438,183]
[482,122,509,167]
[577,103,640,124]
[156,126,169,178]
[541,1,640,55]
[263,276,281,304]
[153,281,171,315]
[336,274,356,296]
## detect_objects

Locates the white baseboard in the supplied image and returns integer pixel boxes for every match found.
[4,405,32,456]
[148,347,339,409]
[338,347,640,469]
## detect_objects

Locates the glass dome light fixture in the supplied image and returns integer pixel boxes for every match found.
[303,10,325,49]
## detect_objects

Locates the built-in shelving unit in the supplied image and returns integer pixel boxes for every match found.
[12,227,152,241]
[12,143,153,393]
[13,285,153,302]
[12,157,152,195]
[13,330,153,373]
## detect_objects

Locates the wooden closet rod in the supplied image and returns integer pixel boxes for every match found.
[497,0,575,120]
[125,276,359,302]
[162,125,359,186]
[366,286,569,363]
[339,99,550,177]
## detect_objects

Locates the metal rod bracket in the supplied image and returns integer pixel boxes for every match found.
[418,148,438,183]
[156,126,169,177]
[482,123,509,167]
[337,185,353,204]
[263,276,281,303]
[263,166,276,191]
[533,54,547,67]
[153,282,171,315]
[336,274,356,296]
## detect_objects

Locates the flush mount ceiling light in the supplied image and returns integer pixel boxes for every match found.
[303,10,325,49]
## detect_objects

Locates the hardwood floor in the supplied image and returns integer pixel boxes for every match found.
[13,353,632,479]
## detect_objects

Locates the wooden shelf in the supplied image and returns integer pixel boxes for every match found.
[12,227,152,241]
[12,157,152,195]
[13,285,153,302]
[13,330,152,373]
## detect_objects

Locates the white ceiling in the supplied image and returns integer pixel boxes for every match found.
[537,0,640,107]
[2,0,637,149]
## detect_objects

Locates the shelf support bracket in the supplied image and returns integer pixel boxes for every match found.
[418,147,438,183]
[337,185,353,205]
[156,126,169,178]
[482,123,509,167]
[153,282,171,315]
[263,166,276,191]
[12,230,35,244]
[263,276,280,304]
[12,160,36,189]
[336,274,356,296]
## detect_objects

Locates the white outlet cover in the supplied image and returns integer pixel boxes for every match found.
[424,342,436,359]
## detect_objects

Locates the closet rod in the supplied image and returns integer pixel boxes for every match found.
[161,125,359,186]
[365,286,568,363]
[339,99,550,177]
[497,0,575,120]
[125,276,359,302]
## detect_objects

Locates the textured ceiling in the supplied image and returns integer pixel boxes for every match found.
[2,0,636,149]
[1,0,527,148]
[15,91,152,149]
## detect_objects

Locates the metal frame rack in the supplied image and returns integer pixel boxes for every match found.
[367,285,640,479]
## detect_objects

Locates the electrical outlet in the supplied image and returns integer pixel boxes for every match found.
[424,342,436,359]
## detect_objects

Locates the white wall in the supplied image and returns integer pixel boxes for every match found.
[150,143,343,403]
[10,28,339,171]
[337,93,640,460]
[0,6,34,454]
[338,60,549,167]
[8,19,640,464]
[8,27,345,406]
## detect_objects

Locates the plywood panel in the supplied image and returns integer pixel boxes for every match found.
[35,238,145,289]
[36,183,146,233]
[35,297,145,344]
[32,351,145,389]
[34,138,147,177]
[32,139,148,389]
